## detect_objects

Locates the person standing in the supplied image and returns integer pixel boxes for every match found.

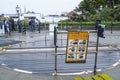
[0,17,5,34]
[0,18,3,29]
[17,19,22,33]
[30,17,35,32]
[22,19,26,34]
[36,19,41,33]
[5,18,11,35]
[28,19,31,31]
[10,17,15,31]
[3,18,7,33]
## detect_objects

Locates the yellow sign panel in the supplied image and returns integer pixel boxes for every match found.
[66,31,89,63]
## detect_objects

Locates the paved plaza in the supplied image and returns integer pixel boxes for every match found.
[0,30,120,80]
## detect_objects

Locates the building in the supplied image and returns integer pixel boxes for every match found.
[4,12,68,23]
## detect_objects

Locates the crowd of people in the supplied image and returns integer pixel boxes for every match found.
[0,17,41,35]
[0,17,15,35]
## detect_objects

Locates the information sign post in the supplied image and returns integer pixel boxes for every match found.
[66,31,89,63]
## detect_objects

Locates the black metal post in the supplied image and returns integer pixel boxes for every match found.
[54,27,57,75]
[94,30,99,75]
[111,21,113,33]
[45,21,47,46]
[54,45,57,75]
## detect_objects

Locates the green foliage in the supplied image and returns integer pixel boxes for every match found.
[14,20,120,30]
[73,0,120,21]
[88,8,113,21]
[113,5,120,21]
[101,8,113,21]
[113,22,120,26]
[88,14,101,21]
[74,0,106,21]
[58,20,120,27]
[58,20,95,26]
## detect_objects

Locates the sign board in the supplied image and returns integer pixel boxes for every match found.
[66,31,89,63]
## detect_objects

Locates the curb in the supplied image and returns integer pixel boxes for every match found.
[108,45,120,49]
[1,63,33,74]
[0,41,26,53]
[0,47,6,53]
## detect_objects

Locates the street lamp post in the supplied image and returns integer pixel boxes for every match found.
[16,5,20,19]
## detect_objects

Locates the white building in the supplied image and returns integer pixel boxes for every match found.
[4,13,68,23]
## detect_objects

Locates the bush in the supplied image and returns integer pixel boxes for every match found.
[58,20,120,27]
[103,21,120,26]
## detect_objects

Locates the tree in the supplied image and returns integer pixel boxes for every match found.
[72,0,120,21]
[101,8,113,21]
[74,0,106,21]
[113,5,120,21]
[69,12,79,22]
[106,0,120,8]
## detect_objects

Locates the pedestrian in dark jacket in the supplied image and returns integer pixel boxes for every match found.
[10,17,15,31]
[17,19,22,33]
[30,17,35,32]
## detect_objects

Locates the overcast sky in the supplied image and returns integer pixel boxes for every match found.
[0,0,82,15]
